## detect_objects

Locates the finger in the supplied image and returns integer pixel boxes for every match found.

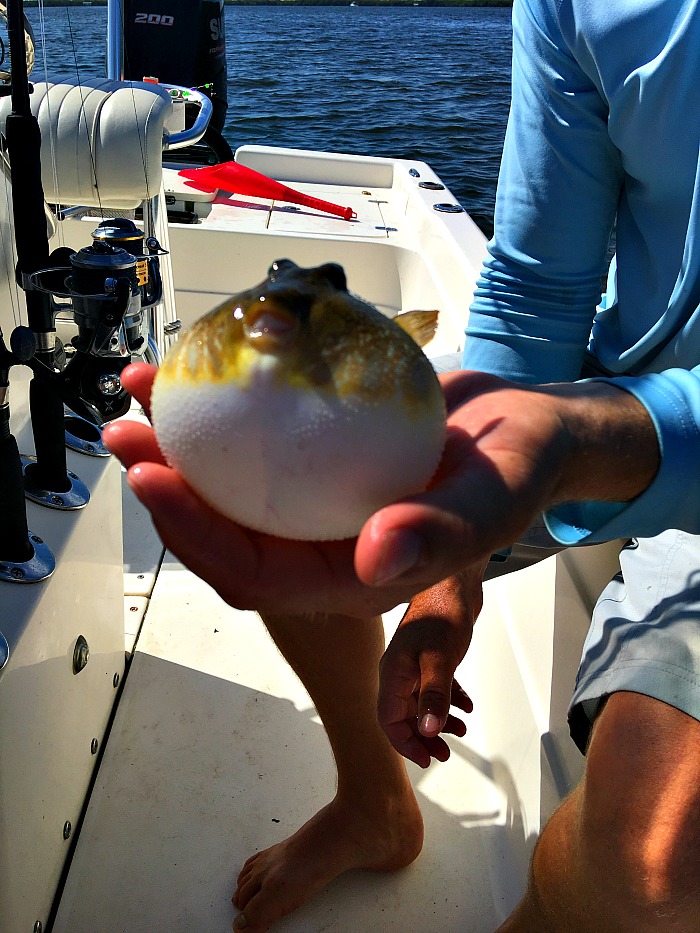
[383,719,432,769]
[451,679,474,715]
[420,733,453,763]
[377,650,419,720]
[119,362,158,419]
[102,419,167,468]
[354,465,513,591]
[354,409,507,589]
[396,728,454,766]
[355,375,546,590]
[125,461,261,607]
[442,712,467,738]
[400,645,457,738]
[377,656,423,762]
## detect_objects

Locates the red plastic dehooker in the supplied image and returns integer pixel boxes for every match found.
[179,162,356,221]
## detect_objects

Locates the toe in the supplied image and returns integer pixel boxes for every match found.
[240,850,262,874]
[232,889,279,933]
[235,874,262,911]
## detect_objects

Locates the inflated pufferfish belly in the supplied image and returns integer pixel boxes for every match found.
[151,259,446,541]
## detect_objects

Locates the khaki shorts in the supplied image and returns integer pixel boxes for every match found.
[567,529,700,752]
[486,527,700,754]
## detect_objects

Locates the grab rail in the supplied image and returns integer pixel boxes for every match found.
[160,85,213,150]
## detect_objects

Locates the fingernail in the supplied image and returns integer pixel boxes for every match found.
[126,466,158,512]
[372,529,424,586]
[126,465,146,495]
[420,713,441,736]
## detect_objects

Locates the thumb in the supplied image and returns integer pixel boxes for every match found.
[354,420,520,590]
[416,655,455,738]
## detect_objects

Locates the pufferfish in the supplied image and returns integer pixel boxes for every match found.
[151,259,446,541]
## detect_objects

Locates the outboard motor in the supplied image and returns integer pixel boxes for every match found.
[122,0,228,136]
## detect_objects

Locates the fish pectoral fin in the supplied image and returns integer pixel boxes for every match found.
[394,309,440,348]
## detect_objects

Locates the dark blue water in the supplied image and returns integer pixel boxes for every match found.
[25,5,512,235]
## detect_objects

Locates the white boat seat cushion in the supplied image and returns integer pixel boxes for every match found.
[0,78,172,210]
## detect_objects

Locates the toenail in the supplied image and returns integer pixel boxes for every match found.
[234,914,248,930]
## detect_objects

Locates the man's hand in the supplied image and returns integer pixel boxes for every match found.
[103,363,424,618]
[355,368,659,590]
[378,567,486,768]
[104,364,659,618]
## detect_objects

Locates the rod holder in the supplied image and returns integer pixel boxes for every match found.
[21,454,90,510]
[0,329,55,583]
[0,530,55,584]
[64,409,110,458]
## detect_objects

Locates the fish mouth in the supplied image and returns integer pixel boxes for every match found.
[242,260,349,354]
[243,298,301,352]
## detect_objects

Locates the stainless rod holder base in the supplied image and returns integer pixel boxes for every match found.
[21,455,90,510]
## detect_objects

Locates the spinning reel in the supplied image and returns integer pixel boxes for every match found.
[30,218,166,422]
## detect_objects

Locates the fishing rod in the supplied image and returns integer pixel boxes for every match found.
[3,0,153,511]
[3,0,82,503]
[0,325,54,581]
[0,0,55,579]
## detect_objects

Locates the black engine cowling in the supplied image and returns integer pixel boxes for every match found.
[121,0,228,134]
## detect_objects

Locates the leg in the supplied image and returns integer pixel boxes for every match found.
[498,690,700,932]
[232,612,423,932]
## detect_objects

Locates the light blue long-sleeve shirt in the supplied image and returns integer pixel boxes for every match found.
[464,0,700,545]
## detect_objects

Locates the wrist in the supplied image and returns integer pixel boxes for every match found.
[405,566,486,629]
[548,381,660,506]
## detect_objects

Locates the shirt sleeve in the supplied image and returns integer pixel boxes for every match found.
[544,368,700,543]
[465,0,700,544]
[463,0,624,384]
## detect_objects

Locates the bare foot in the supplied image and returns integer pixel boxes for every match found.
[231,789,423,931]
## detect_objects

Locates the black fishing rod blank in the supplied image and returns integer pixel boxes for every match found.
[3,0,87,506]
[0,326,55,583]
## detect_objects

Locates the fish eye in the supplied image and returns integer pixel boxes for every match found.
[268,259,297,280]
[316,263,347,292]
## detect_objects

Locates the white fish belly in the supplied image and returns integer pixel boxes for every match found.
[152,375,444,541]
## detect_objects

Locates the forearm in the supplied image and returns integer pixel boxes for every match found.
[546,380,660,507]
[541,370,700,545]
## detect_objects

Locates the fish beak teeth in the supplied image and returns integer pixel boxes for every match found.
[243,305,299,352]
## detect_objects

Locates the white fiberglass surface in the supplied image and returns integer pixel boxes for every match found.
[53,549,526,933]
[54,499,624,933]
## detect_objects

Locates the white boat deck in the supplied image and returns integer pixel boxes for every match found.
[53,467,622,932]
[53,479,521,933]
